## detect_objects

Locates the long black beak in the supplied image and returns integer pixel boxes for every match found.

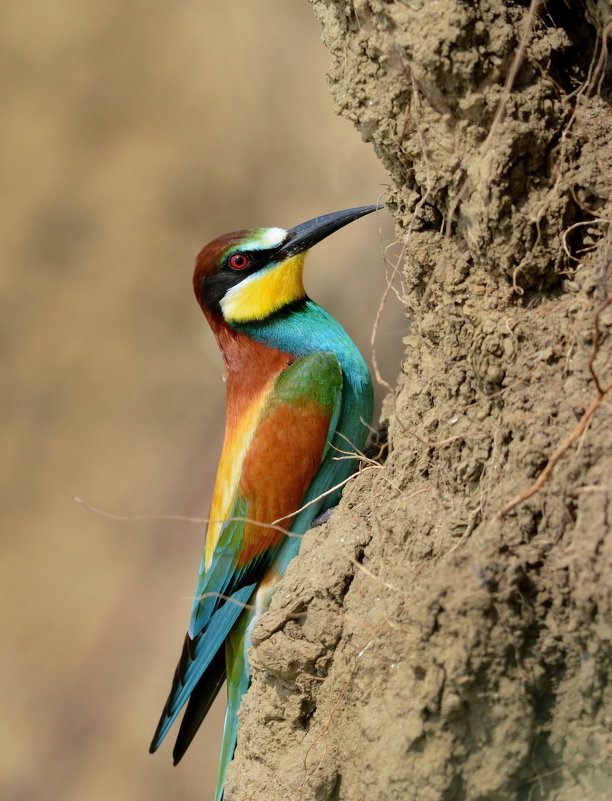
[277,205,383,260]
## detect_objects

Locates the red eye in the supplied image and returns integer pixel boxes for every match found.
[229,253,249,270]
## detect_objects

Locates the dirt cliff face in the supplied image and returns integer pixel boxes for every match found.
[226,2,612,799]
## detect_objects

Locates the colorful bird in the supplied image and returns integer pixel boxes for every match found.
[150,205,378,800]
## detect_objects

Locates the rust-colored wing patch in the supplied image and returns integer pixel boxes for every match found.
[237,400,332,567]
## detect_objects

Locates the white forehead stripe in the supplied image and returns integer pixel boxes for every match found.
[249,227,287,249]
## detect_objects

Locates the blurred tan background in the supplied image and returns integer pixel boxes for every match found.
[1,2,402,799]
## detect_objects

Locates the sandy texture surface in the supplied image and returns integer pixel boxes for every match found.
[226,2,612,799]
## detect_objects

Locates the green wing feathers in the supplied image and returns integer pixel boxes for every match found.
[151,352,343,761]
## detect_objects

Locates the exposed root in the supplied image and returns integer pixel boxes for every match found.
[496,297,611,519]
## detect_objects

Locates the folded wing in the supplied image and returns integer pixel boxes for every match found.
[150,351,343,755]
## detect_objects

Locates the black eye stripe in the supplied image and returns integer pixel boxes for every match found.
[199,247,281,311]
[199,271,237,310]
[200,252,259,309]
[224,250,267,272]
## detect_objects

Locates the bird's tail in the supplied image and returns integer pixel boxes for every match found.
[214,571,280,800]
[213,598,254,801]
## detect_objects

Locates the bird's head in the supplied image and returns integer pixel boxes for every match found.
[193,205,381,325]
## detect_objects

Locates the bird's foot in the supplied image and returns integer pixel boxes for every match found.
[311,507,335,528]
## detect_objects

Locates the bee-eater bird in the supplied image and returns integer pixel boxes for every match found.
[150,205,378,800]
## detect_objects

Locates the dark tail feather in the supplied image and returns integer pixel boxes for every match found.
[149,630,201,753]
[172,646,226,765]
[150,583,255,755]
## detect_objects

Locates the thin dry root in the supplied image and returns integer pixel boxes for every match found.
[496,297,611,519]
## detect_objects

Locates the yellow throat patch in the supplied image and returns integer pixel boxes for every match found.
[220,254,306,322]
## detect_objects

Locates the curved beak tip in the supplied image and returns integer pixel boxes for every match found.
[281,203,385,259]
